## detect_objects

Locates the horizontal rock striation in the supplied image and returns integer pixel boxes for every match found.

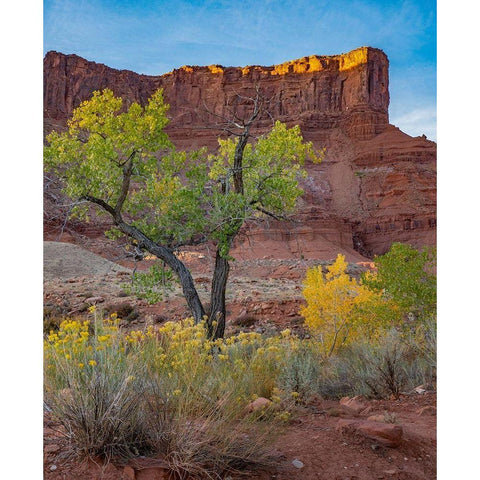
[44,47,436,259]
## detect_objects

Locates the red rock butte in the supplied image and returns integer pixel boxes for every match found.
[44,47,436,261]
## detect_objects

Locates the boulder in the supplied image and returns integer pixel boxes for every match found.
[123,466,136,480]
[367,414,387,423]
[339,396,368,415]
[245,397,272,414]
[336,419,403,447]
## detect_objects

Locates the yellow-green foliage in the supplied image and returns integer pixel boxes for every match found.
[362,243,436,322]
[44,312,301,407]
[44,314,122,386]
[43,309,304,471]
[44,91,323,256]
[301,254,393,356]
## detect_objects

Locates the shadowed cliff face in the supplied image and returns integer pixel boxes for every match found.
[43,47,436,260]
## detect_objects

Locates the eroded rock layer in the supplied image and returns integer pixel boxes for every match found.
[44,47,436,259]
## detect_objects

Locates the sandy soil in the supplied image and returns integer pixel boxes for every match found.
[44,393,436,480]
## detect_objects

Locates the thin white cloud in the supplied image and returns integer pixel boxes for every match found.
[391,107,437,141]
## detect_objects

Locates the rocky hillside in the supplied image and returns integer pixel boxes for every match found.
[44,47,436,259]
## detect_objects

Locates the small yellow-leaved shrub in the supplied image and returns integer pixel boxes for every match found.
[301,254,397,356]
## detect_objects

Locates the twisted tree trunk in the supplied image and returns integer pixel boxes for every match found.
[208,249,230,339]
[81,194,206,324]
[116,221,206,325]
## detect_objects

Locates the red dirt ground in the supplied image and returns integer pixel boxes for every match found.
[44,393,436,480]
[43,241,436,479]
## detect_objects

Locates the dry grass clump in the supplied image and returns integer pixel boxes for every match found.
[44,315,150,458]
[311,324,436,399]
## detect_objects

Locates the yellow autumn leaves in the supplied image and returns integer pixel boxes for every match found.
[301,254,398,357]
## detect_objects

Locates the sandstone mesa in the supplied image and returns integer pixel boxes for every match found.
[43,47,436,260]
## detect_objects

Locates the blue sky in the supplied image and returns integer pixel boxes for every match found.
[43,0,436,140]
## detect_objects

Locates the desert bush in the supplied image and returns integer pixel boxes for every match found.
[44,315,150,458]
[397,314,437,388]
[141,382,279,476]
[277,340,324,404]
[329,328,436,398]
[44,311,294,477]
[123,261,176,304]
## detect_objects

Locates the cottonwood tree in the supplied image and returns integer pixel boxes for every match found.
[45,88,322,338]
[301,254,393,356]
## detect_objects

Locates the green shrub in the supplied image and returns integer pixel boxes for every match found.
[330,328,436,398]
[362,243,436,323]
[278,341,323,403]
[123,261,176,304]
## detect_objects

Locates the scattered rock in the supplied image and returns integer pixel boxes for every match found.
[361,405,373,415]
[233,310,257,327]
[104,301,138,320]
[50,465,57,471]
[417,405,436,416]
[368,414,387,423]
[86,296,105,304]
[123,465,136,480]
[292,459,304,469]
[336,419,403,447]
[145,314,167,325]
[339,396,368,415]
[245,397,272,414]
[358,421,402,447]
[368,412,397,424]
[413,385,427,394]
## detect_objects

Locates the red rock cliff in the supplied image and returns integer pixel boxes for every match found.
[44,47,436,259]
